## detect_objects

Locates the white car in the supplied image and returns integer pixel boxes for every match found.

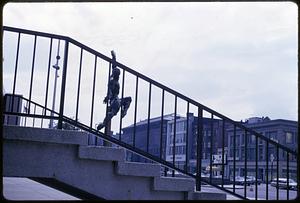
[270,178,297,190]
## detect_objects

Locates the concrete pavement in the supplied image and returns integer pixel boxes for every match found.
[3,177,80,200]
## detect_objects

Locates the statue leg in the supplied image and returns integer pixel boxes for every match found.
[97,99,120,131]
[121,97,132,118]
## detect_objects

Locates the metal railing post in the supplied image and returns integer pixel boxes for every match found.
[185,102,189,172]
[172,95,177,177]
[159,89,165,160]
[266,141,269,200]
[244,130,248,198]
[196,107,203,191]
[209,113,213,183]
[146,82,152,153]
[57,40,69,129]
[42,38,53,127]
[222,119,225,188]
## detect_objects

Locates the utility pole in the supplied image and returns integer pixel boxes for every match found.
[49,40,61,129]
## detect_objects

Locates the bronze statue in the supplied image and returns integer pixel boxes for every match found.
[97,50,132,131]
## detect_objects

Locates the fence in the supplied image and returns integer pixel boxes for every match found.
[3,26,298,200]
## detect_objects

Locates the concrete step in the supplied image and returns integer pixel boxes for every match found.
[116,162,161,177]
[153,176,195,192]
[3,125,88,146]
[78,146,125,162]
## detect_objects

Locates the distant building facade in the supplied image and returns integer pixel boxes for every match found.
[121,114,175,162]
[165,113,228,174]
[122,113,229,174]
[121,114,297,180]
[226,117,298,181]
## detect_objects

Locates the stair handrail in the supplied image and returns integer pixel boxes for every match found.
[3,26,298,200]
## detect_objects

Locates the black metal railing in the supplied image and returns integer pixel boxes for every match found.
[2,26,298,200]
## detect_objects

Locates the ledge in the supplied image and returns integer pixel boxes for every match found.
[3,125,88,146]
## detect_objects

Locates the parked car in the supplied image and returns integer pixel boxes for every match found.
[270,178,297,190]
[234,176,246,185]
[246,176,262,185]
[230,176,261,186]
[193,172,210,177]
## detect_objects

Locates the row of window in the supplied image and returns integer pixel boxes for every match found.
[169,133,186,144]
[229,146,297,161]
[229,131,296,146]
[168,121,187,133]
[167,145,186,155]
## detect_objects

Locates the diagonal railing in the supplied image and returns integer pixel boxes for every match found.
[2,26,298,200]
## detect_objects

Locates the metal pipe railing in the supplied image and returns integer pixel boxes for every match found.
[146,82,152,153]
[75,48,83,123]
[90,55,97,128]
[3,26,298,200]
[57,41,69,129]
[159,89,165,160]
[185,102,189,172]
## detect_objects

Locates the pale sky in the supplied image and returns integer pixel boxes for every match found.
[2,2,298,128]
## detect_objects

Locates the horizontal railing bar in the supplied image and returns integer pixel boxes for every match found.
[19,95,60,115]
[3,26,68,41]
[68,39,112,62]
[4,112,59,120]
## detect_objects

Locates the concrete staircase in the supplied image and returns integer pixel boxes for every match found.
[3,125,226,200]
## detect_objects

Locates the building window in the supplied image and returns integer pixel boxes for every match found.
[230,148,234,157]
[169,123,174,133]
[230,135,233,146]
[236,135,240,146]
[285,132,293,144]
[251,134,256,144]
[170,135,173,144]
[259,147,264,160]
[266,131,278,142]
[247,148,255,160]
[282,151,286,159]
[163,124,167,133]
[236,147,240,158]
[258,135,263,144]
[175,121,186,133]
[241,134,245,145]
[177,122,182,132]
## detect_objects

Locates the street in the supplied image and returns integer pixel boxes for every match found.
[200,183,297,200]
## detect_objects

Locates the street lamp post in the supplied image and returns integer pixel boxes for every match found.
[49,40,61,129]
